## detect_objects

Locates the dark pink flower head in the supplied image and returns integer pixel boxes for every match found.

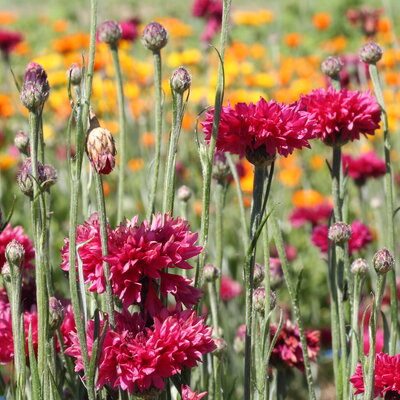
[311,220,372,254]
[0,224,35,272]
[342,151,386,186]
[61,213,107,293]
[270,244,297,261]
[220,275,242,301]
[338,54,370,88]
[289,202,333,227]
[300,87,381,146]
[119,18,140,41]
[182,385,207,400]
[192,0,222,17]
[202,98,316,165]
[270,320,320,371]
[0,29,23,55]
[350,352,400,398]
[66,308,215,395]
[60,305,76,348]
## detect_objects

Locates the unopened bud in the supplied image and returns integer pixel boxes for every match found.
[253,264,265,288]
[270,258,284,289]
[49,297,64,332]
[213,337,227,358]
[212,151,230,182]
[67,63,82,86]
[2,262,11,281]
[97,20,122,47]
[142,22,168,52]
[359,42,383,64]
[17,158,46,198]
[86,127,117,175]
[233,324,246,354]
[6,240,25,267]
[351,258,369,275]
[373,248,394,274]
[42,164,57,191]
[170,66,191,94]
[14,131,30,156]
[321,56,343,78]
[20,62,50,111]
[204,263,220,282]
[328,222,352,244]
[253,287,276,314]
[177,185,192,202]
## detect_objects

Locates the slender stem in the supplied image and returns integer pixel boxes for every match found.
[162,91,183,214]
[271,213,317,400]
[369,63,398,355]
[332,146,342,222]
[363,275,386,400]
[350,274,362,376]
[111,46,127,224]
[94,173,115,327]
[215,180,225,298]
[147,50,163,220]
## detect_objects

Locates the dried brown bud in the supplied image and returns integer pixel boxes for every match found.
[86,127,116,174]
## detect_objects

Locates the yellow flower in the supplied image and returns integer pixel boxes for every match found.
[233,9,274,26]
[42,124,55,141]
[33,53,64,71]
[0,154,17,171]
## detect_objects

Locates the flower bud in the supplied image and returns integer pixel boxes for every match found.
[17,158,46,198]
[20,62,50,111]
[14,130,30,156]
[170,66,191,94]
[2,262,11,281]
[373,248,394,275]
[49,297,64,332]
[253,287,276,314]
[351,258,369,275]
[86,127,116,175]
[359,42,383,64]
[142,22,168,52]
[212,151,230,182]
[233,324,246,354]
[321,56,343,78]
[245,146,275,167]
[177,185,192,202]
[97,20,122,47]
[270,258,284,289]
[67,63,82,86]
[328,222,352,244]
[253,263,265,288]
[204,263,220,282]
[213,337,227,358]
[6,239,25,267]
[42,164,57,191]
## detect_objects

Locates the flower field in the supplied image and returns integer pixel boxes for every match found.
[1,0,400,399]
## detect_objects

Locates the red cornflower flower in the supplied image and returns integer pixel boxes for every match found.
[342,151,386,186]
[66,308,215,395]
[192,0,223,42]
[120,18,140,41]
[311,221,372,254]
[220,275,242,301]
[270,320,320,371]
[0,224,35,272]
[0,29,23,56]
[350,352,400,398]
[289,202,333,227]
[60,305,76,348]
[182,385,207,400]
[202,98,316,165]
[300,87,381,146]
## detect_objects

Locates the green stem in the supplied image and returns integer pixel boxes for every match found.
[350,274,362,376]
[332,146,342,222]
[369,63,398,355]
[94,173,115,327]
[111,45,127,224]
[271,213,316,400]
[147,50,163,220]
[215,180,225,298]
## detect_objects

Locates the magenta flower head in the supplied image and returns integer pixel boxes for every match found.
[86,127,116,175]
[321,56,343,78]
[170,66,192,94]
[20,62,50,112]
[202,98,316,166]
[120,18,140,41]
[97,20,122,47]
[359,42,383,65]
[300,87,381,147]
[142,21,168,52]
[0,29,23,56]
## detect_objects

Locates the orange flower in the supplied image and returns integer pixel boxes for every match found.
[192,200,203,216]
[128,158,144,172]
[284,33,301,48]
[0,12,16,24]
[310,155,325,170]
[312,13,331,31]
[52,33,89,53]
[292,189,324,208]
[53,19,68,33]
[0,94,13,118]
[279,165,302,187]
[378,17,391,33]
[322,36,347,53]
[141,132,155,148]
[0,154,17,171]
[103,181,111,197]
[385,71,400,86]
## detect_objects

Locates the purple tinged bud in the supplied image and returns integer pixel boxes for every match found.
[6,239,25,267]
[253,263,265,288]
[49,297,64,332]
[42,164,57,191]
[321,56,343,78]
[97,20,122,47]
[2,262,11,281]
[177,185,192,202]
[213,337,227,358]
[170,66,191,94]
[20,62,50,111]
[204,263,220,282]
[328,222,352,244]
[142,22,168,52]
[17,158,46,198]
[373,248,394,274]
[67,63,82,86]
[14,130,30,156]
[212,151,230,182]
[253,287,276,314]
[351,258,369,275]
[359,42,383,64]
